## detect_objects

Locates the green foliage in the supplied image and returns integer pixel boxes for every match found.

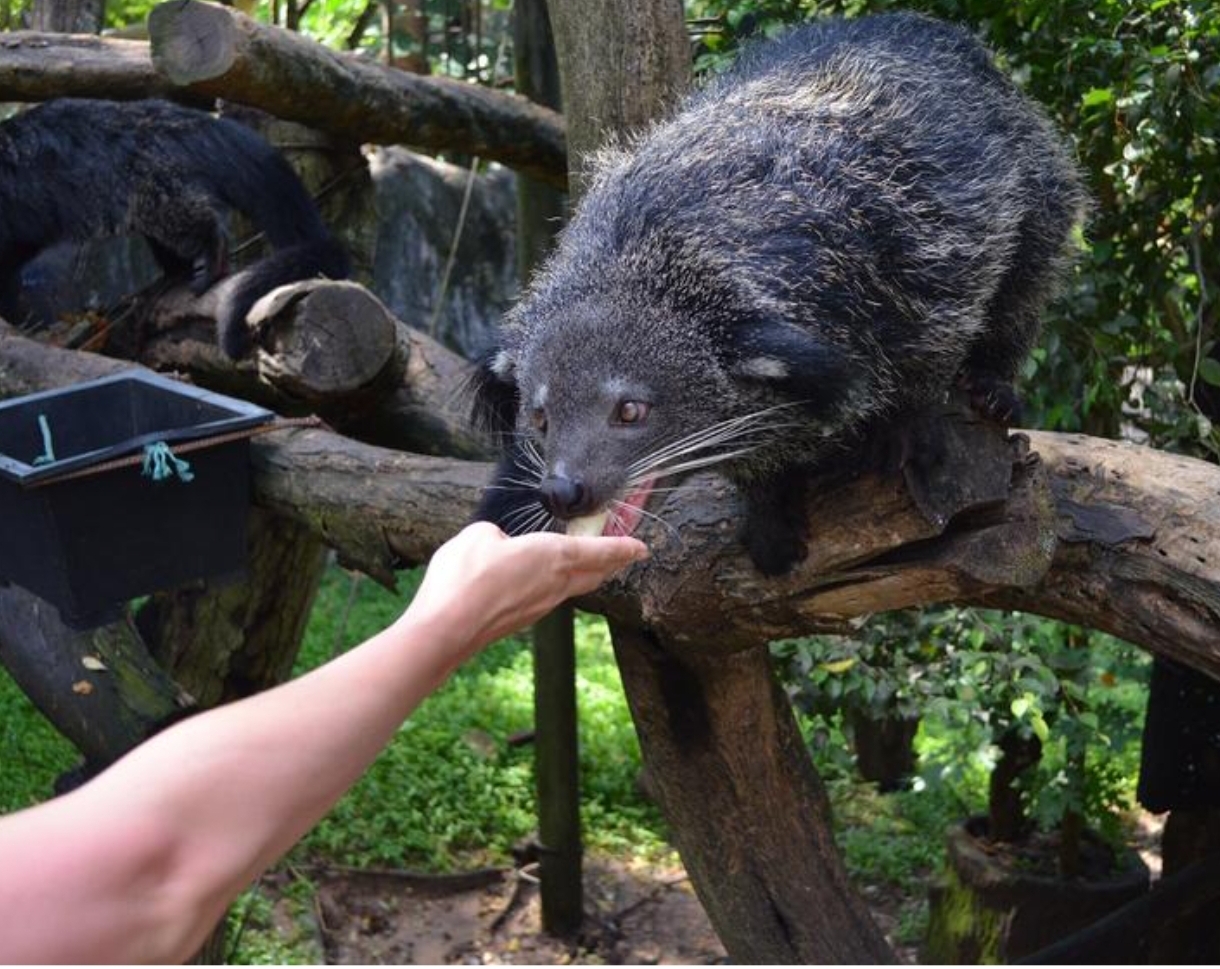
[227,875,324,965]
[776,609,1149,841]
[289,566,667,871]
[224,873,322,961]
[0,668,77,812]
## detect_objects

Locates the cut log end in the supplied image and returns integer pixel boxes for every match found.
[249,280,403,402]
[148,0,241,84]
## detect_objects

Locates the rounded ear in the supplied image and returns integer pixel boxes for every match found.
[729,318,857,414]
[468,348,520,440]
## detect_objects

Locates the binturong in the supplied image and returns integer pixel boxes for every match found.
[0,99,350,359]
[472,12,1089,576]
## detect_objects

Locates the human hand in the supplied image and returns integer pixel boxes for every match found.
[402,522,649,666]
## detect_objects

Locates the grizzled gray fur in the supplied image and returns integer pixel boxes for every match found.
[474,11,1088,575]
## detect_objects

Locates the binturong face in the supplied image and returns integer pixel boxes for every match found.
[498,297,747,538]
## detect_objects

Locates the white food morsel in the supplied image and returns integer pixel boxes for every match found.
[566,512,609,537]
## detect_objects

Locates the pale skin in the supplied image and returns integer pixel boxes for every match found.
[0,522,648,965]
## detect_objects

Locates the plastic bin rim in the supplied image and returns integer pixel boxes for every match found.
[0,369,275,486]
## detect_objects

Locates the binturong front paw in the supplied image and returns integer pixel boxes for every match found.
[957,370,1023,426]
[740,472,810,576]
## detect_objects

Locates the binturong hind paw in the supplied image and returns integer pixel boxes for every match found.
[957,370,1023,426]
[741,472,810,576]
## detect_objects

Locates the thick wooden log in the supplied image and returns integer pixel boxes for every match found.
[586,420,1220,681]
[0,16,566,187]
[246,279,405,404]
[547,0,689,196]
[0,586,193,771]
[0,31,184,101]
[125,278,489,460]
[145,0,567,188]
[248,425,486,583]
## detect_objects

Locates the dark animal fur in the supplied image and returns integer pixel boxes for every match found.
[0,98,350,357]
[474,12,1088,574]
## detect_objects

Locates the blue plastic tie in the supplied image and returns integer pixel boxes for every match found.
[141,442,194,483]
[32,413,56,466]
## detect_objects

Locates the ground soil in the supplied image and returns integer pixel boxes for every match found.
[252,813,1166,965]
[256,853,930,965]
[261,857,729,965]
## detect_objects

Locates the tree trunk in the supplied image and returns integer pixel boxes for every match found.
[514,0,581,937]
[610,624,895,963]
[531,604,583,934]
[988,729,1042,843]
[547,0,689,198]
[24,0,104,32]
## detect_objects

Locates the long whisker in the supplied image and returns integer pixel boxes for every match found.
[508,506,553,536]
[610,498,681,538]
[627,402,807,479]
[501,501,547,534]
[484,472,544,490]
[644,445,762,481]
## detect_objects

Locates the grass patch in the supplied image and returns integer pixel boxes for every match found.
[0,669,77,812]
[290,566,669,872]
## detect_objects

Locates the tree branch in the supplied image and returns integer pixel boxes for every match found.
[0,3,567,188]
[4,321,1218,673]
[146,0,566,187]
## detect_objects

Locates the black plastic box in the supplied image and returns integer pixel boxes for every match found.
[0,371,273,628]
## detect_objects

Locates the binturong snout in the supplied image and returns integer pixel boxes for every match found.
[539,473,597,519]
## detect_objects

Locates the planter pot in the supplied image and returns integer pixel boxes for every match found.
[923,816,1150,963]
[0,371,272,628]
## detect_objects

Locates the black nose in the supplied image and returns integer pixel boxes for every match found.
[540,474,595,518]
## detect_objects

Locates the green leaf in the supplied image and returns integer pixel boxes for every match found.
[1031,713,1051,744]
[1081,87,1114,108]
[1198,357,1220,387]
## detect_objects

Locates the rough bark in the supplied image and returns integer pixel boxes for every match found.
[145,0,566,188]
[0,32,206,103]
[546,0,689,198]
[612,625,895,964]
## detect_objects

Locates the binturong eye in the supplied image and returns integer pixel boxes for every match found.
[615,400,651,425]
[531,407,548,435]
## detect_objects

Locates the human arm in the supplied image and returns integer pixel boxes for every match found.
[0,523,647,964]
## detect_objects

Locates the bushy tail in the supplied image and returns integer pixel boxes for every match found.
[214,236,350,358]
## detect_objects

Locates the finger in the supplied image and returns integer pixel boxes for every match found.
[563,545,649,597]
[559,535,650,568]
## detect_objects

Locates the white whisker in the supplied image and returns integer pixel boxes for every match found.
[610,498,681,538]
[501,501,546,533]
